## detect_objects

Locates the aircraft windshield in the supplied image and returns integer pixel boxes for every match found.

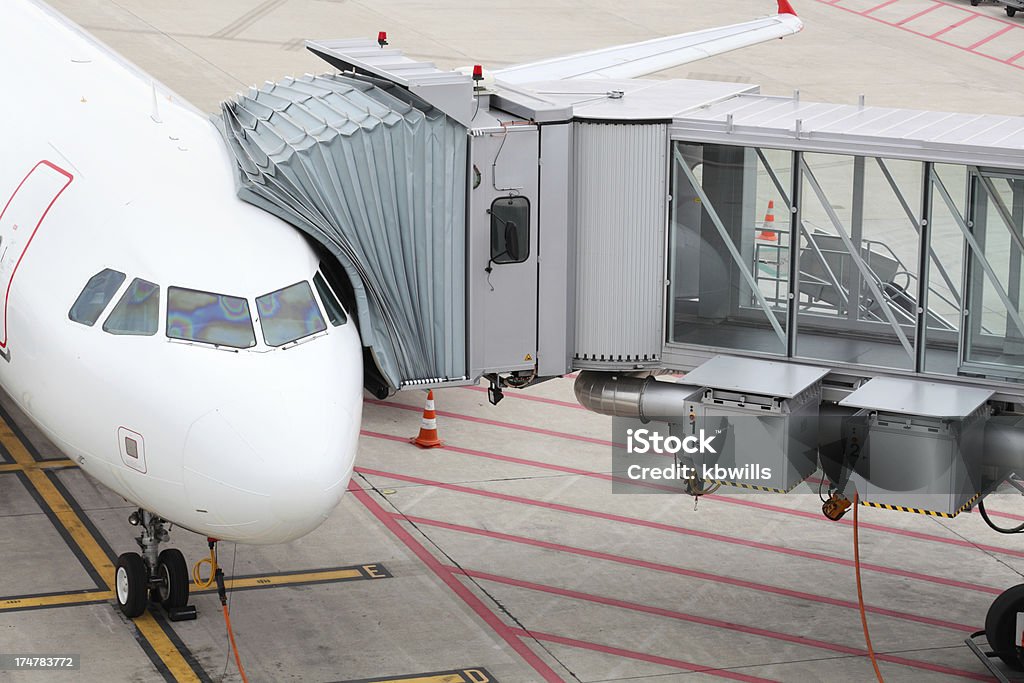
[103,278,159,336]
[166,287,256,349]
[256,281,327,347]
[69,268,126,326]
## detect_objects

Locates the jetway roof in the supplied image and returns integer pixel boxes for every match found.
[671,93,1024,169]
[493,78,757,123]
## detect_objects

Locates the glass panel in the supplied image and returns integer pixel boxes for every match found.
[963,171,1024,380]
[795,153,920,370]
[103,278,159,336]
[256,281,327,347]
[166,287,256,349]
[923,164,967,375]
[69,268,125,326]
[667,142,789,356]
[314,272,347,327]
[489,196,530,264]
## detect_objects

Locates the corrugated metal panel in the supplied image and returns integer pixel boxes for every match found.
[574,122,667,365]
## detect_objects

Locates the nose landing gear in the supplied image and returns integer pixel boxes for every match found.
[115,509,196,621]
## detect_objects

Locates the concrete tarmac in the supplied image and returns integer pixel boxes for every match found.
[5,1,1024,681]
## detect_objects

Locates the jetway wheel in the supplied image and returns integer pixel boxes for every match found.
[985,583,1024,670]
[1008,6,1018,16]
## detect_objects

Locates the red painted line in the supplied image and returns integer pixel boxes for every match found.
[457,568,987,680]
[935,0,1024,29]
[366,398,612,447]
[360,429,1024,561]
[862,0,901,14]
[930,14,977,38]
[459,384,585,410]
[816,0,1024,70]
[0,161,74,349]
[966,23,1014,49]
[1010,48,1024,63]
[507,628,778,683]
[895,2,941,25]
[413,515,976,633]
[358,467,1004,595]
[347,482,564,682]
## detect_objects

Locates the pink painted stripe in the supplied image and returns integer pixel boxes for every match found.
[895,2,941,25]
[930,14,976,38]
[967,24,1014,49]
[360,429,1024,561]
[863,0,901,14]
[816,0,1024,70]
[366,398,612,447]
[935,0,1024,29]
[508,628,778,683]
[459,384,585,410]
[412,515,976,633]
[358,467,1003,595]
[457,568,987,679]
[347,483,564,681]
[1010,48,1024,63]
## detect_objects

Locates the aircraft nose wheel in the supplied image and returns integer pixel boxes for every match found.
[115,509,196,621]
[154,548,190,609]
[115,553,149,618]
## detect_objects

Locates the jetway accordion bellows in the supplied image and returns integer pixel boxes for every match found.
[218,73,467,392]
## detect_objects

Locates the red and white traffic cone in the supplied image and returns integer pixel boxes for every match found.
[410,390,443,449]
[757,200,778,242]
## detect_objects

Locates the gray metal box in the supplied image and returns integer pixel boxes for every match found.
[839,407,987,516]
[675,356,826,492]
[692,382,822,493]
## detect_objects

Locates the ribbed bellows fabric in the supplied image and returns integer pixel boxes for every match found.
[218,73,467,391]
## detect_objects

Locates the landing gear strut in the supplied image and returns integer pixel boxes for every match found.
[115,509,195,620]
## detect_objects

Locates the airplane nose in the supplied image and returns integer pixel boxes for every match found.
[182,397,359,543]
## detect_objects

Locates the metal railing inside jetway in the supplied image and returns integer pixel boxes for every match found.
[667,141,1024,384]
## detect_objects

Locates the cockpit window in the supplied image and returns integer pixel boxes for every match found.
[166,287,256,348]
[256,281,327,347]
[313,272,347,327]
[69,268,126,326]
[103,278,159,336]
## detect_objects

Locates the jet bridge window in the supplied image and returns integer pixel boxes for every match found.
[256,281,327,347]
[489,196,530,264]
[166,287,256,349]
[103,278,159,336]
[313,272,347,327]
[69,268,126,326]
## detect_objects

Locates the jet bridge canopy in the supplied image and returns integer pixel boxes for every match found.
[660,92,1024,394]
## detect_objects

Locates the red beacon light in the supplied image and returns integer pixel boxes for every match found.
[472,64,484,88]
[377,31,388,48]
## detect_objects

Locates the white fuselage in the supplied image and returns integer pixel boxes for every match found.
[0,1,364,544]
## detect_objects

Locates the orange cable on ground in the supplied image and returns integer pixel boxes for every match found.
[853,492,885,683]
[222,603,249,683]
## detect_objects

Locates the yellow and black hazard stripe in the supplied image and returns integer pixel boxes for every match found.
[709,480,801,494]
[858,492,982,519]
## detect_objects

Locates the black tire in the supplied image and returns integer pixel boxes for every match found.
[155,548,189,609]
[970,0,979,5]
[985,583,1024,670]
[1008,6,1018,16]
[115,552,148,618]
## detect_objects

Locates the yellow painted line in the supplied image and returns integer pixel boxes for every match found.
[0,590,112,611]
[373,675,467,683]
[196,567,364,592]
[0,458,77,473]
[0,417,199,682]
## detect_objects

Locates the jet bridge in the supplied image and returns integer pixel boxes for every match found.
[218,41,1024,510]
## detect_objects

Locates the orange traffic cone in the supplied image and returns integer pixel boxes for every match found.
[410,389,444,449]
[757,200,778,242]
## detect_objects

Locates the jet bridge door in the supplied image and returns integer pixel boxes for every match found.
[468,125,540,376]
